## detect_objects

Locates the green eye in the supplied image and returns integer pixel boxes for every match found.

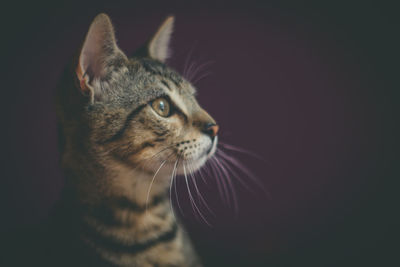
[151,98,171,117]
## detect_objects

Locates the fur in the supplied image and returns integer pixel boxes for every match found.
[53,13,218,266]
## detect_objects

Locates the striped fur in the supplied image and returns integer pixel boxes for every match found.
[54,13,217,266]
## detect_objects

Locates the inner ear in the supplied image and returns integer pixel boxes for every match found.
[147,16,175,63]
[76,13,127,101]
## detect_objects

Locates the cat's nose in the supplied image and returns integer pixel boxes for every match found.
[204,123,219,137]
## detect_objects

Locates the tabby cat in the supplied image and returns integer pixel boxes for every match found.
[53,13,219,266]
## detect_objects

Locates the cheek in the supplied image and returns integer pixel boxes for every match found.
[130,146,169,165]
[166,116,185,136]
[128,119,180,162]
[123,113,191,163]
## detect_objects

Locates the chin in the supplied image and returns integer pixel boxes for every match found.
[144,137,218,176]
[176,156,208,175]
[176,136,218,175]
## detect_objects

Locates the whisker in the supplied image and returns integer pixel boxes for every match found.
[145,150,175,212]
[141,144,176,161]
[219,142,268,163]
[183,43,197,78]
[187,161,215,217]
[135,144,177,174]
[169,160,177,221]
[209,157,231,207]
[183,164,211,226]
[186,61,197,81]
[218,150,269,196]
[172,155,184,216]
[207,158,228,205]
[192,71,213,85]
[183,53,214,83]
[190,60,214,83]
[146,159,168,214]
[213,155,239,215]
[203,160,215,182]
[197,163,209,185]
[183,164,199,220]
[217,155,255,193]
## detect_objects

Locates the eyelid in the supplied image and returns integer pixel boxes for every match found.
[149,95,168,107]
[166,96,189,121]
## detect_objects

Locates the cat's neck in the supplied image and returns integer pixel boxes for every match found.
[55,158,181,266]
[61,148,172,207]
[105,159,172,207]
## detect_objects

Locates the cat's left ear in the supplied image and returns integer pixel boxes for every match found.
[147,16,175,62]
[76,13,127,101]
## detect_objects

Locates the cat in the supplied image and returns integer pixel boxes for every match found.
[48,13,219,266]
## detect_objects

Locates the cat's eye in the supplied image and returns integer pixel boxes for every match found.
[151,98,171,117]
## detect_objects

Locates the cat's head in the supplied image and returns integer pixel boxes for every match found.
[60,13,218,176]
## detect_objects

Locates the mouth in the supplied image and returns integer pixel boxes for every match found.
[154,137,218,175]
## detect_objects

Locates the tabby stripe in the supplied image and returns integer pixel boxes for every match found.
[116,140,160,161]
[161,80,172,91]
[113,193,167,212]
[141,60,163,76]
[101,104,146,144]
[121,142,156,159]
[167,73,183,88]
[87,193,168,226]
[84,222,178,254]
[140,59,182,87]
[142,141,155,148]
[154,130,168,137]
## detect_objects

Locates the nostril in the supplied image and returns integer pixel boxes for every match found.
[204,123,219,137]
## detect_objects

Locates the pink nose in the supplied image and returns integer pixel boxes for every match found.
[206,124,219,137]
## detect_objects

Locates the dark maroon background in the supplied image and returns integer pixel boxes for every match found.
[0,1,397,266]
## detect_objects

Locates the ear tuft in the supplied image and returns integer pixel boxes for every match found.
[148,16,175,63]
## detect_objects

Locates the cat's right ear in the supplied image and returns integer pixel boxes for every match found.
[76,13,127,102]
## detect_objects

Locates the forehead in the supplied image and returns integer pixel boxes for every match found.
[113,58,198,112]
[135,58,195,95]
